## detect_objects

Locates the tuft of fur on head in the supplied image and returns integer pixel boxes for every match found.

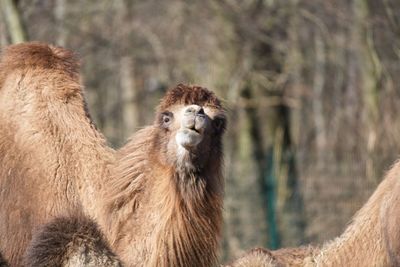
[23,214,122,267]
[157,83,223,112]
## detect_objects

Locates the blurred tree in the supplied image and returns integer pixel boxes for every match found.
[0,0,27,43]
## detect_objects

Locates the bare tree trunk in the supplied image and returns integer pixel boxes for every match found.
[55,0,66,46]
[120,56,139,140]
[223,43,269,259]
[312,32,327,168]
[0,0,27,43]
[0,15,8,46]
[355,0,381,184]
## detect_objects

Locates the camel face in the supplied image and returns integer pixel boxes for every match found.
[155,84,226,173]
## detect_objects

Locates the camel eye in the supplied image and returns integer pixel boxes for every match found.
[161,112,173,128]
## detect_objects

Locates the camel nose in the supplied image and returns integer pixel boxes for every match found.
[182,105,207,131]
[184,105,204,115]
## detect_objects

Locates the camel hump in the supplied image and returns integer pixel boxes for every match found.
[23,214,122,267]
[0,42,79,77]
[0,42,82,100]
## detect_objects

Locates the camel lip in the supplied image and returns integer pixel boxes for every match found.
[182,128,202,136]
[176,129,203,150]
[189,128,200,134]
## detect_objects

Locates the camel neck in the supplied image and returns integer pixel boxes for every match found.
[105,130,223,267]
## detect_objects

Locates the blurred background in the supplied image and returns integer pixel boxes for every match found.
[1,0,400,261]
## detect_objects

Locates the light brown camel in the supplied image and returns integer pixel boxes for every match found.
[23,214,122,267]
[228,161,400,267]
[0,42,226,267]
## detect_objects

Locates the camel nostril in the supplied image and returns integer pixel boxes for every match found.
[197,107,204,115]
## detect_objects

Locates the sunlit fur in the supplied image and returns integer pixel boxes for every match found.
[228,161,400,266]
[0,43,226,267]
[23,214,121,267]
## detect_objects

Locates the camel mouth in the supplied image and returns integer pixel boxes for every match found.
[175,128,203,150]
[189,127,200,134]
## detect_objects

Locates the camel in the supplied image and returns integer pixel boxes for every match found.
[23,214,122,267]
[228,160,400,266]
[101,83,226,266]
[0,42,226,267]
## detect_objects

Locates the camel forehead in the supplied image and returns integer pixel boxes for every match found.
[158,84,223,111]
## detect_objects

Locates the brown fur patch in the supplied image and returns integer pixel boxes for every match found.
[158,84,223,111]
[23,214,121,267]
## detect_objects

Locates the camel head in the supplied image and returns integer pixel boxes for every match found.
[154,84,226,176]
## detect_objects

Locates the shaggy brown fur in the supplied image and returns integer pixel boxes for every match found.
[0,43,226,267]
[228,161,400,267]
[23,215,121,267]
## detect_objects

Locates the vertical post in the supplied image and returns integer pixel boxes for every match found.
[265,147,280,248]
